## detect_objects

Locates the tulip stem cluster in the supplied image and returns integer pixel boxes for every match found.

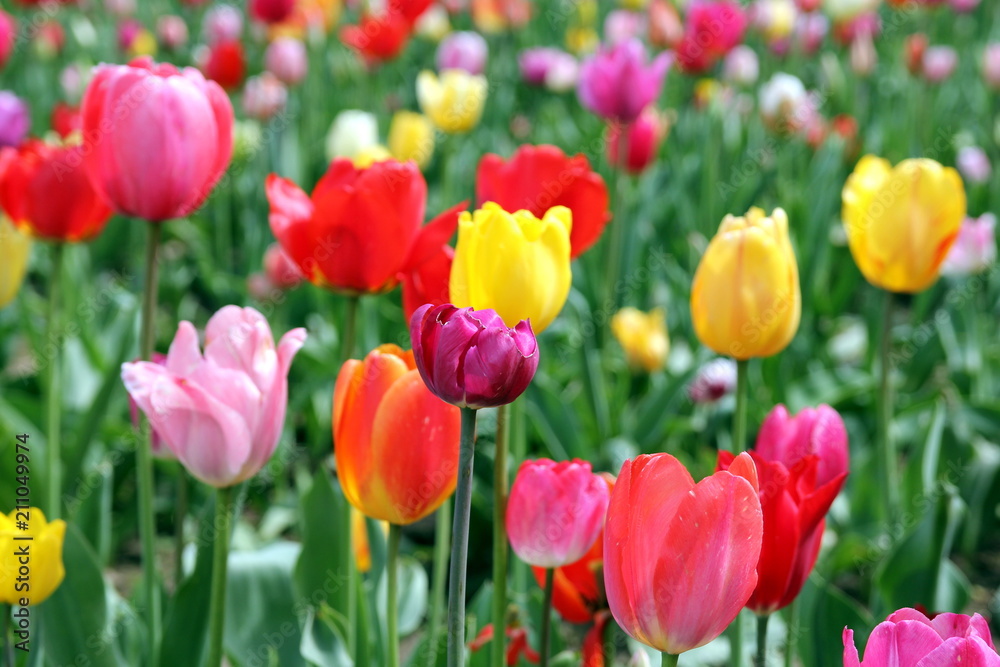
[755,613,769,667]
[387,524,402,667]
[447,407,478,667]
[539,568,555,667]
[45,242,64,520]
[878,292,900,518]
[137,222,163,661]
[491,402,511,667]
[206,485,234,667]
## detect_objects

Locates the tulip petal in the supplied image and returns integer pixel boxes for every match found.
[916,638,1000,667]
[843,628,862,667]
[165,320,204,377]
[861,620,945,666]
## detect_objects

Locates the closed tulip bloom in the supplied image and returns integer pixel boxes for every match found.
[676,1,748,73]
[334,345,460,524]
[0,509,66,605]
[606,107,669,174]
[241,72,287,121]
[341,12,412,64]
[0,217,30,309]
[611,307,669,372]
[0,141,113,242]
[264,37,308,85]
[156,15,188,50]
[417,69,488,134]
[410,303,539,409]
[388,111,435,169]
[756,404,849,487]
[51,103,81,140]
[691,207,801,360]
[844,608,1000,666]
[0,92,29,148]
[577,38,671,123]
[941,214,997,277]
[202,40,246,90]
[957,145,992,185]
[81,57,234,222]
[476,145,608,258]
[506,459,610,568]
[982,44,1000,90]
[0,11,15,70]
[122,306,306,487]
[263,242,303,288]
[842,156,965,293]
[604,452,764,654]
[437,31,488,75]
[203,4,243,44]
[519,47,570,85]
[921,45,958,83]
[723,45,760,85]
[450,202,572,332]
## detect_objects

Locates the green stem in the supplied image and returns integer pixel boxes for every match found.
[539,568,555,667]
[510,400,528,599]
[491,403,510,667]
[604,147,629,314]
[730,611,745,667]
[342,296,360,362]
[206,485,234,667]
[731,359,749,453]
[427,498,452,666]
[338,295,360,658]
[173,470,188,589]
[447,408,478,667]
[879,291,899,520]
[784,600,797,667]
[756,614,770,667]
[45,242,64,519]
[387,524,402,667]
[662,652,679,667]
[138,222,163,663]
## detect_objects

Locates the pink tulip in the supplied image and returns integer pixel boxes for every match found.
[157,15,189,50]
[263,242,303,288]
[922,46,958,83]
[844,608,1000,666]
[606,106,669,174]
[676,0,748,74]
[436,31,488,75]
[957,145,992,185]
[0,92,30,148]
[941,214,997,277]
[950,0,980,11]
[203,4,243,44]
[755,404,849,488]
[0,11,15,71]
[519,48,565,86]
[723,45,759,85]
[506,459,610,568]
[604,10,647,46]
[122,306,306,488]
[577,38,671,123]
[81,57,234,222]
[604,452,763,654]
[127,353,174,460]
[265,37,308,86]
[984,44,1000,90]
[242,73,287,120]
[794,12,828,54]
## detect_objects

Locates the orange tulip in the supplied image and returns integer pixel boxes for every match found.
[333,344,461,525]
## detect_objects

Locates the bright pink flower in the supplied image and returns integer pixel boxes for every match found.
[844,608,1000,666]
[604,452,763,654]
[265,37,308,85]
[0,92,29,148]
[122,306,306,488]
[676,0,748,74]
[506,459,610,568]
[0,11,15,70]
[81,57,233,222]
[607,107,669,174]
[755,404,849,488]
[577,38,671,123]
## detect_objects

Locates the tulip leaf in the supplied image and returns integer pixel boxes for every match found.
[376,555,429,637]
[796,576,874,667]
[294,469,351,620]
[300,605,353,667]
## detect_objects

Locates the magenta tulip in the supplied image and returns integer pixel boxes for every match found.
[755,404,849,488]
[506,459,610,568]
[577,38,671,123]
[122,306,306,487]
[410,303,538,409]
[844,608,1000,666]
[81,56,234,222]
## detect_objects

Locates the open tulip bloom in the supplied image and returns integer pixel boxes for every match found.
[844,608,1000,666]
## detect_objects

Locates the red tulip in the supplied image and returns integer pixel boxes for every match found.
[268,159,462,295]
[0,141,113,242]
[203,40,246,91]
[604,452,763,654]
[81,57,234,222]
[340,12,412,64]
[476,145,610,258]
[249,0,296,24]
[397,202,465,320]
[50,102,81,139]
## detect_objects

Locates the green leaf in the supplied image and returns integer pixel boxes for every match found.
[300,606,353,667]
[293,469,351,621]
[160,504,216,667]
[797,576,874,667]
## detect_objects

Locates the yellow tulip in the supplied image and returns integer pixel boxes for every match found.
[388,112,435,169]
[611,307,670,372]
[128,30,158,58]
[450,202,572,333]
[352,144,392,168]
[0,217,31,309]
[690,207,800,360]
[0,508,66,605]
[566,27,599,55]
[842,156,966,293]
[416,69,488,134]
[620,0,649,8]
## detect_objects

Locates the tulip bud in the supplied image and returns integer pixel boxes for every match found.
[793,12,827,54]
[263,242,303,289]
[940,214,997,277]
[723,45,760,86]
[604,10,646,45]
[0,216,31,309]
[203,4,243,44]
[410,303,539,409]
[691,207,801,360]
[436,31,488,75]
[611,307,669,372]
[0,92,29,148]
[0,509,66,605]
[388,111,435,169]
[904,33,928,75]
[849,32,876,77]
[950,0,979,11]
[506,459,610,568]
[265,37,308,85]
[417,69,488,134]
[156,15,189,50]
[759,72,810,133]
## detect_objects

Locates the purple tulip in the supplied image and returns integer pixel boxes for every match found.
[410,303,539,409]
[755,404,849,488]
[577,38,672,123]
[436,31,488,75]
[844,608,1000,666]
[0,92,29,148]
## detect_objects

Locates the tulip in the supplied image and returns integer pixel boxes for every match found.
[471,0,531,32]
[676,1,748,74]
[0,508,66,605]
[250,0,296,24]
[844,608,1000,666]
[842,156,966,293]
[519,47,571,85]
[0,141,113,242]
[688,358,738,403]
[242,73,287,121]
[577,38,671,123]
[325,110,380,162]
[691,207,801,360]
[156,15,188,50]
[507,459,610,568]
[605,10,646,45]
[263,242,303,289]
[203,4,243,44]
[450,202,572,332]
[33,21,65,59]
[126,353,173,460]
[950,0,980,10]
[794,12,828,53]
[921,45,958,83]
[941,214,997,277]
[0,92,29,148]
[122,306,306,488]
[388,111,435,169]
[957,145,992,185]
[81,57,234,222]
[0,216,31,309]
[476,146,608,259]
[649,0,683,49]
[342,13,412,63]
[751,0,797,43]
[606,107,670,174]
[759,73,814,133]
[0,11,15,70]
[410,303,539,409]
[436,31,488,75]
[544,52,581,92]
[202,40,246,90]
[904,33,928,75]
[417,69,488,134]
[723,45,760,85]
[264,37,308,85]
[333,344,460,524]
[414,4,450,40]
[983,44,1000,90]
[756,404,849,487]
[604,452,764,654]
[51,103,82,139]
[611,307,670,372]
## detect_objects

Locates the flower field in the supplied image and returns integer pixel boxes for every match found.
[0,0,999,665]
